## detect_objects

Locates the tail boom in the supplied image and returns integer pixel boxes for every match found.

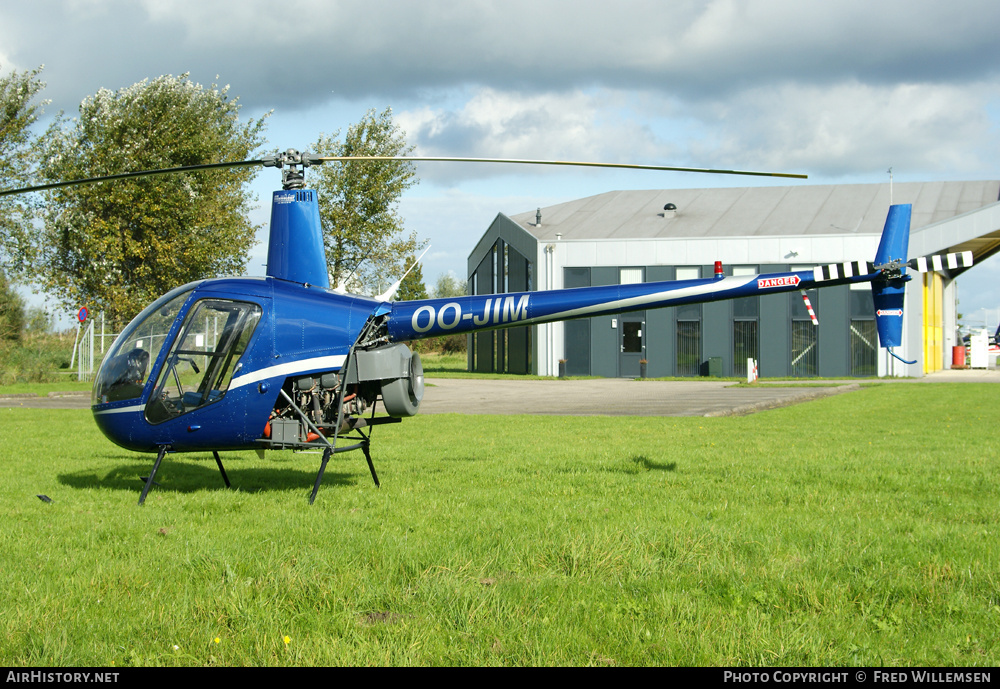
[386,267,868,342]
[385,204,950,370]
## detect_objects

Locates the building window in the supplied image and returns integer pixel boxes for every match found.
[791,321,818,377]
[564,267,591,376]
[471,238,533,374]
[732,266,759,378]
[849,282,877,376]
[790,268,818,377]
[675,267,701,376]
[677,321,701,376]
[850,320,878,376]
[495,328,506,374]
[620,267,644,285]
[733,321,758,379]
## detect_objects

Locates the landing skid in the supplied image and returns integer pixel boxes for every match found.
[138,447,233,505]
[136,409,398,505]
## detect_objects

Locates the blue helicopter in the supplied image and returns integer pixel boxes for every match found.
[2,151,972,504]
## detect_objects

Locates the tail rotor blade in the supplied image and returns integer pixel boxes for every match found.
[907,251,974,273]
[812,250,975,284]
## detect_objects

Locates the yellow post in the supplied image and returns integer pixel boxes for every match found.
[923,273,944,373]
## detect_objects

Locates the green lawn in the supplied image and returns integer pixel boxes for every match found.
[1,383,997,666]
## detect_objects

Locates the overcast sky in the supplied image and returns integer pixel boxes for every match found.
[4,0,1000,330]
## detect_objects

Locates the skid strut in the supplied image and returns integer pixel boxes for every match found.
[279,386,382,504]
[138,447,231,505]
[138,445,169,506]
[213,451,231,488]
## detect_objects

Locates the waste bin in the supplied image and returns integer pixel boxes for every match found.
[952,346,967,368]
[708,357,723,377]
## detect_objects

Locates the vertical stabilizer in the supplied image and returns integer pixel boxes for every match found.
[871,204,911,349]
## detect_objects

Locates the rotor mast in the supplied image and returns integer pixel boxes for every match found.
[261,149,325,190]
[263,150,330,287]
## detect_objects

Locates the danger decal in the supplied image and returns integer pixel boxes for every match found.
[757,275,801,289]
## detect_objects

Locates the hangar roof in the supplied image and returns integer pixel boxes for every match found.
[510,181,1000,242]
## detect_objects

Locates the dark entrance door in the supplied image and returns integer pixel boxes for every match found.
[619,315,645,377]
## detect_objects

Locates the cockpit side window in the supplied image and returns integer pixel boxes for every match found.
[144,299,262,424]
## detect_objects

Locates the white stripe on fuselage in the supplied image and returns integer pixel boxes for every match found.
[92,355,348,413]
[529,275,758,323]
[93,403,146,415]
[229,354,348,390]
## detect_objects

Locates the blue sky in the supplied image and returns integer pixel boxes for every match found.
[3,0,1000,330]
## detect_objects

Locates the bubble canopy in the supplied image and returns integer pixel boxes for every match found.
[92,283,196,405]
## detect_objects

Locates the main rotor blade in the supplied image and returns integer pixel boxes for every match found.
[0,159,264,197]
[0,152,808,198]
[315,156,808,179]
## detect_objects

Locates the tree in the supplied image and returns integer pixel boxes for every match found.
[0,270,26,342]
[432,272,468,299]
[429,272,468,354]
[23,304,53,333]
[0,65,47,276]
[310,108,422,295]
[395,256,428,301]
[37,75,268,329]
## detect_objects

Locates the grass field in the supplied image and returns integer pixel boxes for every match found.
[1,382,997,666]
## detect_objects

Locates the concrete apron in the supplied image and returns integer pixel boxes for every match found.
[4,367,996,416]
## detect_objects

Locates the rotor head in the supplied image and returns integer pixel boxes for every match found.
[261,149,325,189]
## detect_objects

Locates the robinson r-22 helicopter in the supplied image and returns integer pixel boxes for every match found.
[1,151,973,504]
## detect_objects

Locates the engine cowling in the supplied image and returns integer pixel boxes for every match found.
[351,343,424,417]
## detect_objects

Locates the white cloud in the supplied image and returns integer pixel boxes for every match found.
[680,80,998,177]
[6,0,1000,284]
[7,0,1000,115]
[395,87,676,183]
[392,79,1000,183]
[399,187,573,281]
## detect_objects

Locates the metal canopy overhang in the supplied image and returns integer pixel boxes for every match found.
[909,199,1000,280]
[946,230,1000,278]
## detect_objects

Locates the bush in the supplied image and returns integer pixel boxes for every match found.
[0,330,76,385]
[406,333,467,355]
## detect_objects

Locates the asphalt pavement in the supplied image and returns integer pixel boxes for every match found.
[5,366,995,416]
[418,378,859,416]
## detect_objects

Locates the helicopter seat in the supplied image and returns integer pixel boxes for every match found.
[182,390,224,408]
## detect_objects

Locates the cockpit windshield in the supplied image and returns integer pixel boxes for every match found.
[92,285,194,405]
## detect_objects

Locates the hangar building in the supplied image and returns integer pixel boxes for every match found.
[466,181,1000,378]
